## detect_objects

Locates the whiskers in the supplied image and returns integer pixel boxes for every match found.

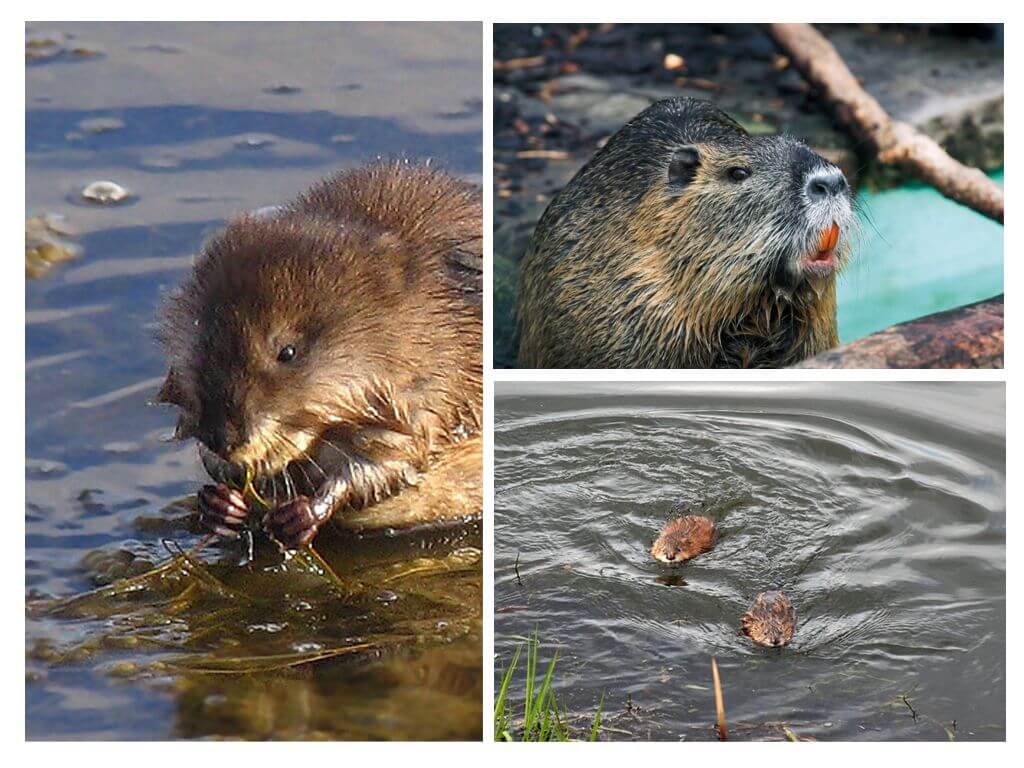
[200,414,361,508]
[268,422,332,481]
[255,416,358,502]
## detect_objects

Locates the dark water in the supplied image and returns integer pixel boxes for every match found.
[494,382,1005,741]
[26,21,482,740]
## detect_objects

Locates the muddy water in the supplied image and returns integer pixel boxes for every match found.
[494,382,1005,741]
[26,21,482,740]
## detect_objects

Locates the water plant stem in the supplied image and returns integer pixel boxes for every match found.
[712,656,728,741]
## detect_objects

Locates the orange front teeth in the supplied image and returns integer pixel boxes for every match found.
[818,222,840,253]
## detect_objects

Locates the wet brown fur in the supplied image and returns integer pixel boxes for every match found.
[517,98,850,368]
[651,515,716,563]
[741,591,796,647]
[338,435,481,533]
[157,161,481,526]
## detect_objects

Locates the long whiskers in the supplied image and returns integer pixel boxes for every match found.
[311,434,348,461]
[270,431,325,499]
[292,461,317,497]
[239,416,361,503]
[271,426,333,483]
[282,459,297,500]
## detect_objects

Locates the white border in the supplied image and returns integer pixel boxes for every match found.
[482,17,496,745]
[8,4,1015,759]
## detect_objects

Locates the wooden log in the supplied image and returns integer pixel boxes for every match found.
[796,296,1003,369]
[768,23,1004,224]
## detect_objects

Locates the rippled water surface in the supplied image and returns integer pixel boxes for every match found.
[494,383,1004,741]
[26,21,482,740]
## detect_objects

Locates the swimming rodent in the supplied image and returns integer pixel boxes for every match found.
[157,161,482,550]
[740,590,796,647]
[517,97,855,368]
[650,515,716,564]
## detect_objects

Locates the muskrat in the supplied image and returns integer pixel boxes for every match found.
[740,590,796,647]
[517,97,855,368]
[157,161,482,550]
[651,515,716,564]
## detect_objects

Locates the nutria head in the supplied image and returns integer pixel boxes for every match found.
[740,590,796,647]
[650,515,716,563]
[518,97,857,368]
[156,164,481,498]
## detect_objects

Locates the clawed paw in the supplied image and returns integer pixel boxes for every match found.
[198,484,249,538]
[263,496,323,550]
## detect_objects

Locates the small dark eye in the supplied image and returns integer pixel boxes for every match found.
[277,344,297,363]
[728,167,751,182]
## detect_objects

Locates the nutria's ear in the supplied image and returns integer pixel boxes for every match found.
[667,146,700,193]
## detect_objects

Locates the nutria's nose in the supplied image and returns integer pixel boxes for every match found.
[805,168,847,201]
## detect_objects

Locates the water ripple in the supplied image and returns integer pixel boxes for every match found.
[494,383,1004,741]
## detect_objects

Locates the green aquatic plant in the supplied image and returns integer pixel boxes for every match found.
[25,443,484,739]
[494,633,602,742]
[27,521,483,738]
[29,540,480,674]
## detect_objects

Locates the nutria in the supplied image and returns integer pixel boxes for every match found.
[651,515,716,563]
[517,97,855,368]
[156,161,482,550]
[740,590,796,647]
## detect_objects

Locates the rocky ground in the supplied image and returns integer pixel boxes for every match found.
[493,23,1004,367]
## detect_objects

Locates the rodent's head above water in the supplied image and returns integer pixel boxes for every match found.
[156,163,482,486]
[741,590,797,648]
[651,515,716,563]
[518,97,857,368]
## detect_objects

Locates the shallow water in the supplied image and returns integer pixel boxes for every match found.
[26,21,482,740]
[838,171,1004,342]
[494,382,1005,741]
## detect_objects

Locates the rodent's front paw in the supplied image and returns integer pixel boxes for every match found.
[198,483,249,538]
[263,496,323,551]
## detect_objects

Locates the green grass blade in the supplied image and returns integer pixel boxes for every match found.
[589,695,604,741]
[523,632,538,737]
[532,646,559,740]
[493,644,522,741]
[493,632,601,742]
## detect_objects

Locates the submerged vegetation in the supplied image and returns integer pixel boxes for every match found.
[494,633,602,741]
[27,518,483,739]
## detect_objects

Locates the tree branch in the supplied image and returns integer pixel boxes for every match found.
[768,23,1003,224]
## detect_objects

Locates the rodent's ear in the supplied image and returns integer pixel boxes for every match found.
[667,146,700,193]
